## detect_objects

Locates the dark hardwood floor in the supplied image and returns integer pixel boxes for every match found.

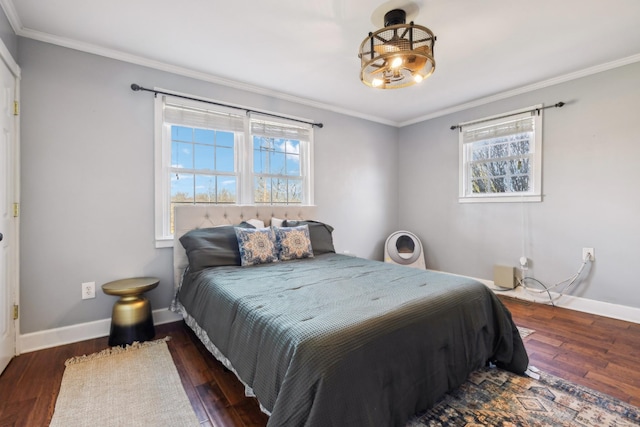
[501,296,640,407]
[0,296,638,426]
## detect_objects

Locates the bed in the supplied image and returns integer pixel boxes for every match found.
[171,205,528,427]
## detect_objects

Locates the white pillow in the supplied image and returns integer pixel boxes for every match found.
[270,217,284,227]
[246,218,265,228]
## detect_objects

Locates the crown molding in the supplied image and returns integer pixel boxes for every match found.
[399,53,640,127]
[13,25,399,127]
[4,0,638,129]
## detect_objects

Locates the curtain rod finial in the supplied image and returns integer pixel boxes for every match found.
[316,123,324,128]
[556,101,565,108]
[131,83,141,91]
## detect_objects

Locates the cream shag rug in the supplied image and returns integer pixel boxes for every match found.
[50,337,200,427]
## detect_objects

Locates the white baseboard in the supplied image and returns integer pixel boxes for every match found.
[18,307,182,354]
[476,278,640,324]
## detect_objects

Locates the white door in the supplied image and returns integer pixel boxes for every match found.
[0,51,17,375]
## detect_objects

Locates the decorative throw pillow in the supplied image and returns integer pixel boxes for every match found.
[274,225,314,261]
[234,227,279,266]
[282,220,336,255]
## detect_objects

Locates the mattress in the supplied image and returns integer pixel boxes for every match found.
[173,253,528,427]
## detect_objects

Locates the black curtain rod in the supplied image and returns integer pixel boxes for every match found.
[450,102,565,131]
[130,84,324,128]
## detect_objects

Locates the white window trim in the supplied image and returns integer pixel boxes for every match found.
[458,105,543,204]
[249,113,314,205]
[154,96,172,247]
[154,91,315,247]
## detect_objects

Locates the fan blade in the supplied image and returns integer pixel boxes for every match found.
[404,46,432,72]
[374,44,398,54]
[374,37,411,54]
[405,56,427,72]
[370,65,389,75]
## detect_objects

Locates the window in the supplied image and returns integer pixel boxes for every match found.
[155,94,314,246]
[251,117,312,205]
[459,105,542,203]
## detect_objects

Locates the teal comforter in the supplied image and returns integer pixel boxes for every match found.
[176,254,528,427]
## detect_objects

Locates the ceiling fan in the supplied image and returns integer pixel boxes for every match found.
[359,7,436,89]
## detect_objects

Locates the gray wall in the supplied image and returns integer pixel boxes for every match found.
[18,38,398,333]
[18,30,639,335]
[398,62,640,309]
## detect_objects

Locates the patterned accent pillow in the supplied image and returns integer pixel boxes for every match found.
[274,225,314,261]
[281,220,335,255]
[234,227,279,266]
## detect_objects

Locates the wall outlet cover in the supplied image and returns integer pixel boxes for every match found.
[582,247,595,261]
[82,281,96,300]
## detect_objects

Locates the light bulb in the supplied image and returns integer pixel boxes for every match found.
[413,74,424,83]
[372,78,384,87]
[390,56,403,68]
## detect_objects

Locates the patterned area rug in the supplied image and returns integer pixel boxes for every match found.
[408,366,639,427]
[516,326,534,339]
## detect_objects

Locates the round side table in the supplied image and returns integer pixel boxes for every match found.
[102,277,159,346]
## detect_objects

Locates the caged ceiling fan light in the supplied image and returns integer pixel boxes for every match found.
[358,6,436,89]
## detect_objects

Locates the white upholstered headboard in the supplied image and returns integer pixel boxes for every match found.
[173,205,317,288]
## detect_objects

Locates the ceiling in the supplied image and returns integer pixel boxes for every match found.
[3,0,640,126]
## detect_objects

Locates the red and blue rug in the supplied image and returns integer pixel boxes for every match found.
[409,366,639,426]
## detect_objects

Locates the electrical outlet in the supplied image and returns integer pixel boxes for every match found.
[519,256,529,270]
[582,247,595,262]
[82,281,96,300]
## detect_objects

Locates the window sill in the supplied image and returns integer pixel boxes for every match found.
[156,238,174,248]
[459,194,542,203]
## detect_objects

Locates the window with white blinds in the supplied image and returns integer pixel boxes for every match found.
[458,105,542,203]
[250,115,313,205]
[154,95,314,245]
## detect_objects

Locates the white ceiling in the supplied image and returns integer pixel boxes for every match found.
[4,0,640,126]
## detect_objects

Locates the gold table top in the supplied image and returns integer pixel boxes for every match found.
[101,277,159,297]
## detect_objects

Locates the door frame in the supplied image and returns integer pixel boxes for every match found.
[0,36,20,358]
